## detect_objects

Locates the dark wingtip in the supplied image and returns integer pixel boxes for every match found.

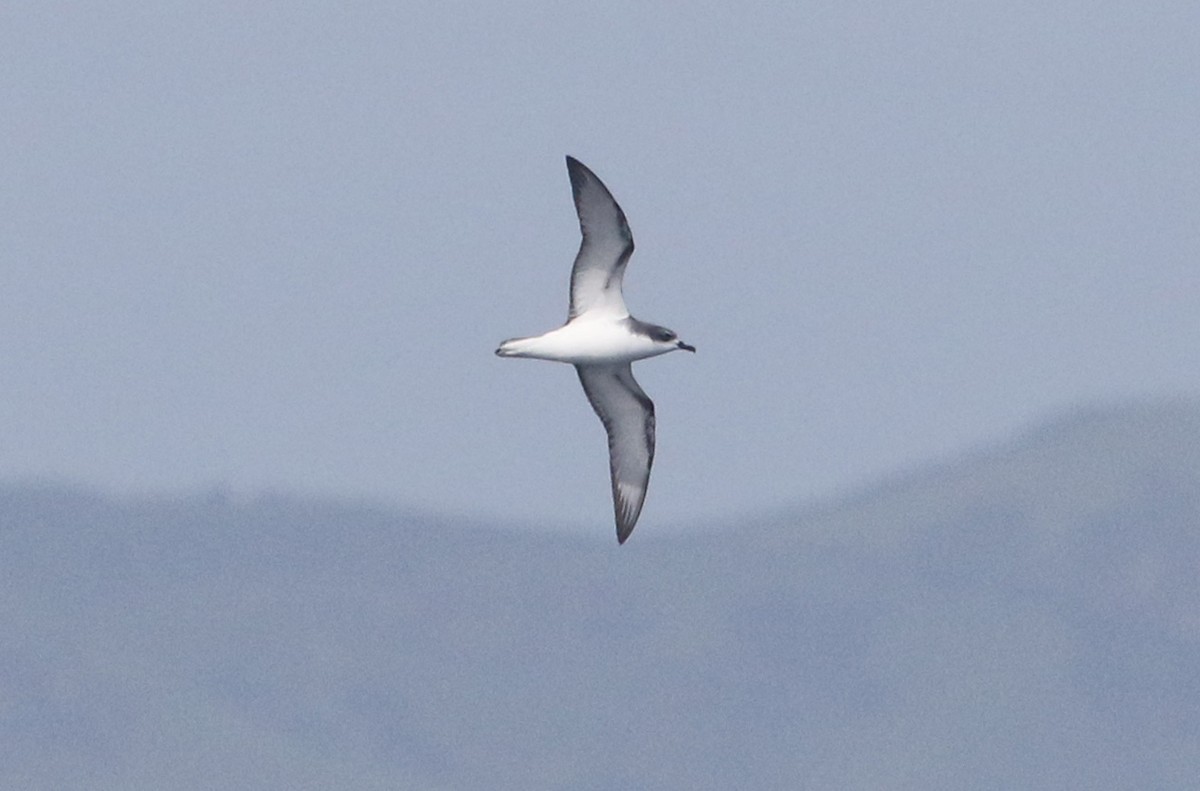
[565,156,589,194]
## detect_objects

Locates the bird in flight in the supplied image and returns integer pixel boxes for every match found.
[496,156,695,544]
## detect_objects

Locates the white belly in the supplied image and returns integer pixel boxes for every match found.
[496,318,669,364]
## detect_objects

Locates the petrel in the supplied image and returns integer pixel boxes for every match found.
[496,156,694,544]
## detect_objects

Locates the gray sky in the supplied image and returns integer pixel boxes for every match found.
[3,1,1198,535]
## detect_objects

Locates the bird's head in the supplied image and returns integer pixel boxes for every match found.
[649,325,696,353]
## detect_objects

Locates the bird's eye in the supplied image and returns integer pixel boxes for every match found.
[656,330,675,342]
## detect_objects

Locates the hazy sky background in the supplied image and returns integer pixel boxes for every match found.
[3,1,1198,535]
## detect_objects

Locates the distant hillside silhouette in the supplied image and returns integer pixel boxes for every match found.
[3,399,1198,789]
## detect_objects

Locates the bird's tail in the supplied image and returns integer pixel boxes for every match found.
[495,336,537,358]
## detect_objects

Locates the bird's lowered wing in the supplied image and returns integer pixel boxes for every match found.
[576,363,655,543]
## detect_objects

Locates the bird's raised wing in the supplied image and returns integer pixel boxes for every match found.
[576,363,655,543]
[566,156,634,320]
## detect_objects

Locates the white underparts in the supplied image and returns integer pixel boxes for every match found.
[496,318,676,365]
